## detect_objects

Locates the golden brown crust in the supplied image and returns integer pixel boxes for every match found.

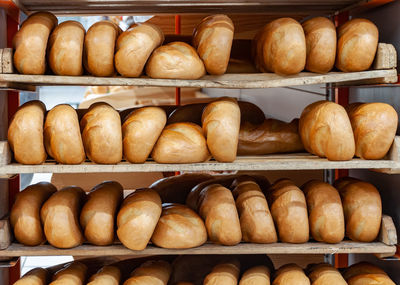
[344,262,395,285]
[193,14,234,75]
[336,18,379,72]
[239,265,271,285]
[48,21,85,76]
[88,265,121,285]
[204,261,240,285]
[307,263,347,285]
[124,260,172,285]
[117,188,162,250]
[8,100,47,165]
[50,262,88,285]
[273,264,310,285]
[14,268,49,285]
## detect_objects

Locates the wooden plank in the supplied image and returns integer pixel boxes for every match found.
[373,43,397,70]
[0,142,11,166]
[0,69,397,89]
[372,136,400,174]
[1,49,13,74]
[0,49,3,74]
[378,215,397,246]
[0,241,395,257]
[0,217,11,250]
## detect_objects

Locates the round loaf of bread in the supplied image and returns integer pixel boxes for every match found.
[88,265,121,285]
[302,17,336,73]
[84,21,122,77]
[302,180,345,244]
[307,263,347,285]
[268,179,309,243]
[151,203,207,249]
[198,184,242,245]
[202,97,241,162]
[44,104,85,164]
[151,122,210,163]
[115,23,164,77]
[122,107,167,163]
[204,261,240,285]
[273,264,310,285]
[10,182,57,246]
[336,18,379,72]
[8,100,47,165]
[117,188,162,250]
[339,181,382,242]
[124,260,171,285]
[299,100,355,161]
[48,20,85,76]
[14,267,49,285]
[192,14,234,75]
[80,102,123,164]
[146,42,206,79]
[346,102,398,160]
[13,12,58,75]
[80,181,123,245]
[256,18,306,75]
[233,180,277,243]
[40,186,86,249]
[50,262,87,285]
[239,266,270,285]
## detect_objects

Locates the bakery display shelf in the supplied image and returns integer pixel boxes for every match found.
[0,43,397,90]
[1,137,400,176]
[11,0,392,15]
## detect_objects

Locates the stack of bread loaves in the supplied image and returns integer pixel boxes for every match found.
[13,255,396,285]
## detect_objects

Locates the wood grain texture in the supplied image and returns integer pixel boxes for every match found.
[1,49,13,74]
[0,218,11,250]
[373,43,398,70]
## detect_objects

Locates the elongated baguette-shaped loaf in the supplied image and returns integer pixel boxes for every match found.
[80,102,123,164]
[80,181,123,245]
[202,97,241,162]
[13,12,58,75]
[13,268,49,285]
[48,20,85,76]
[84,21,122,76]
[117,188,162,250]
[8,100,47,164]
[123,107,167,163]
[41,186,86,248]
[10,182,57,246]
[44,104,85,164]
[87,265,121,285]
[50,262,88,285]
[124,260,172,285]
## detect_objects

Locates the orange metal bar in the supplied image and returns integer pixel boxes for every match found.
[0,0,19,22]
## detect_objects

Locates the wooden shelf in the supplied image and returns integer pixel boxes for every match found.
[0,241,395,257]
[0,70,397,90]
[12,0,383,15]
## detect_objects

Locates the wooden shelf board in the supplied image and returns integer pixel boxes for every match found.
[0,70,397,90]
[0,155,399,175]
[0,242,395,257]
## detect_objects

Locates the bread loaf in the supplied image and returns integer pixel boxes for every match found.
[198,184,242,245]
[48,21,85,76]
[307,263,347,285]
[333,176,361,191]
[84,21,122,76]
[268,179,309,243]
[336,18,379,72]
[273,264,310,285]
[302,17,336,73]
[41,186,86,248]
[87,265,121,285]
[233,180,277,243]
[115,23,164,77]
[80,181,123,245]
[151,203,207,249]
[339,181,382,242]
[10,182,56,246]
[346,102,398,160]
[146,42,206,79]
[302,180,345,244]
[204,261,240,285]
[8,100,47,164]
[254,18,306,75]
[44,104,85,164]
[202,97,241,162]
[238,119,304,155]
[124,260,172,285]
[50,262,87,285]
[193,15,234,75]
[151,122,210,163]
[239,266,271,285]
[150,173,214,204]
[81,102,122,164]
[117,188,162,250]
[344,262,395,285]
[13,12,58,75]
[122,107,167,163]
[299,101,355,161]
[13,268,49,285]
